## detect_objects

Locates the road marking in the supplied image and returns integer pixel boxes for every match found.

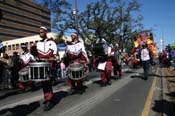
[141,67,159,116]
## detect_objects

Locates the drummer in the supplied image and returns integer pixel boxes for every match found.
[95,39,113,87]
[18,43,36,91]
[31,26,59,111]
[65,32,89,94]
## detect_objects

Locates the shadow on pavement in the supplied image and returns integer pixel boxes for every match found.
[152,99,175,116]
[0,91,68,116]
[53,91,68,103]
[0,85,41,100]
[0,90,19,100]
[93,80,102,86]
[125,70,137,74]
[166,92,175,98]
[168,79,175,83]
[0,101,40,116]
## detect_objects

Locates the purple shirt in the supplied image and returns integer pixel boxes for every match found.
[170,49,175,58]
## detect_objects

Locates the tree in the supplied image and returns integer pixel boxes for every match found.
[33,0,147,54]
[78,0,144,52]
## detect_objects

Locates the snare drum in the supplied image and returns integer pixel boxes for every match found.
[68,62,85,80]
[29,62,50,81]
[18,67,29,82]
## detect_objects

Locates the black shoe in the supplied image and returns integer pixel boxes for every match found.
[77,89,84,94]
[68,89,76,95]
[43,101,54,111]
[107,80,112,85]
[143,77,148,80]
[100,82,107,87]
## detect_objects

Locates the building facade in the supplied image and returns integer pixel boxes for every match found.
[2,32,57,56]
[0,0,50,41]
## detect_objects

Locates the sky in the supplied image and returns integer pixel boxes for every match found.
[68,0,175,51]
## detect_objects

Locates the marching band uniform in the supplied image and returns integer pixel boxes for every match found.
[18,43,36,90]
[95,39,113,86]
[65,32,89,94]
[34,26,59,111]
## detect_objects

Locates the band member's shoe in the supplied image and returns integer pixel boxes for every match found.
[119,74,122,78]
[43,101,54,111]
[107,80,112,85]
[68,88,76,95]
[100,82,107,87]
[77,87,86,94]
[143,77,148,80]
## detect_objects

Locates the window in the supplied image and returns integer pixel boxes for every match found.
[16,44,19,50]
[12,44,15,50]
[8,45,11,51]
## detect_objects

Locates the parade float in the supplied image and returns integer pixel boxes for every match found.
[130,32,157,68]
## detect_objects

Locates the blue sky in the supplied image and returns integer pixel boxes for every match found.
[68,0,175,50]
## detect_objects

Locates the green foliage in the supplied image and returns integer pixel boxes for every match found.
[33,0,150,54]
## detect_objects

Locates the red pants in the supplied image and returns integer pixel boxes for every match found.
[100,60,112,83]
[41,80,53,101]
[67,78,84,90]
[18,81,32,90]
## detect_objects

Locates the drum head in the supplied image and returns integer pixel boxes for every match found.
[29,62,50,67]
[68,63,84,71]
[19,67,29,75]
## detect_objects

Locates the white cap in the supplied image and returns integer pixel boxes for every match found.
[40,26,47,31]
[71,32,78,38]
[21,43,27,48]
[101,38,106,43]
[115,43,119,47]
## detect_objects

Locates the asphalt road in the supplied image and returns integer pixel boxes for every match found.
[0,65,160,116]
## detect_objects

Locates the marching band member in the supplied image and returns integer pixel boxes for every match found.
[18,43,36,91]
[32,26,59,111]
[65,32,89,94]
[95,39,113,86]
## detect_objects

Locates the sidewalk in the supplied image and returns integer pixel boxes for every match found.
[151,67,175,116]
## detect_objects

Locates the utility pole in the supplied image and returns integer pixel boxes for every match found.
[160,34,165,51]
[73,0,78,33]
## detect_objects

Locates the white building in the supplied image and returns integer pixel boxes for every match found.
[2,32,84,57]
[2,32,57,56]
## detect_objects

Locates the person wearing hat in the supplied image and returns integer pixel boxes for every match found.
[95,39,113,86]
[32,26,59,111]
[17,43,36,91]
[65,32,89,94]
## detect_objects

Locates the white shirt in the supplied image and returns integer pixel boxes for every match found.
[20,52,35,64]
[37,38,57,55]
[141,48,150,61]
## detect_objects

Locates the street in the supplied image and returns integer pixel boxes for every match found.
[0,65,174,116]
